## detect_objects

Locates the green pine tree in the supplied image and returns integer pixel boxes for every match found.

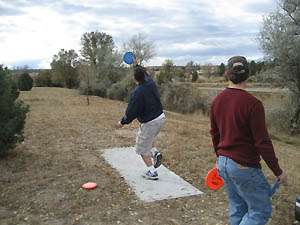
[18,72,33,91]
[0,66,29,154]
[218,63,226,76]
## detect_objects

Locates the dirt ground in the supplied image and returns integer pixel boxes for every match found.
[0,87,299,225]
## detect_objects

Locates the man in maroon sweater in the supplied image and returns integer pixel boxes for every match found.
[210,56,287,225]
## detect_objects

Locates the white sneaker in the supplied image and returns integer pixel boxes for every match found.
[143,170,159,180]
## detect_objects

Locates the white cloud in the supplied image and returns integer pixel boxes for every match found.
[0,5,81,66]
[0,0,277,68]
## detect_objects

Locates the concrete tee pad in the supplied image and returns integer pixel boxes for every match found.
[103,147,203,202]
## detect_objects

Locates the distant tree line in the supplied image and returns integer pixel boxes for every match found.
[32,29,274,96]
[216,60,272,77]
[30,29,277,116]
[33,32,156,104]
[33,31,204,104]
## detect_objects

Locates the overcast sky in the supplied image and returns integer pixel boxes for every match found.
[0,0,277,68]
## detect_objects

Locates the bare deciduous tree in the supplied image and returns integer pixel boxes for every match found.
[123,33,155,65]
[259,0,300,134]
[78,63,94,105]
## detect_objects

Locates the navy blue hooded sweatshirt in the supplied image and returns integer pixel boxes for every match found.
[121,76,163,125]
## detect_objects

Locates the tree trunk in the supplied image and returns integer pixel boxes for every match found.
[290,62,300,134]
[291,104,300,134]
[86,73,90,106]
[86,94,90,106]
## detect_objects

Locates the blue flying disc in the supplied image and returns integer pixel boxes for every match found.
[123,51,135,65]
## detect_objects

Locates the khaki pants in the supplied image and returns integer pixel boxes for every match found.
[135,116,165,156]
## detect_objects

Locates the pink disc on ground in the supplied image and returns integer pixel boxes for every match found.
[82,182,97,190]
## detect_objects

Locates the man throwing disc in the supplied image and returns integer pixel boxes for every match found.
[116,65,165,180]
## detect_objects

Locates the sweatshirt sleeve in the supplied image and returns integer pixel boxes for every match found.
[121,89,143,125]
[210,103,220,156]
[249,101,282,176]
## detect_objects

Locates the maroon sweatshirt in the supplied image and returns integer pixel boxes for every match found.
[210,88,282,176]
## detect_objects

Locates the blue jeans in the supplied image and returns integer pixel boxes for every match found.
[217,156,272,225]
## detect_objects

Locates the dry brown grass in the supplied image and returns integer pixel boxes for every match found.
[0,87,299,225]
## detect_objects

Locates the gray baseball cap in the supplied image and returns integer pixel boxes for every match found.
[227,56,248,74]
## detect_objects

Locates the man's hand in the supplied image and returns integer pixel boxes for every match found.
[277,171,288,186]
[133,56,139,66]
[116,121,124,129]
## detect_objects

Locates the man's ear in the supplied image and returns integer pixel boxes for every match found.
[224,70,229,77]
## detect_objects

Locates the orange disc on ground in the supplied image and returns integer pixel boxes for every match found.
[82,182,97,190]
[205,168,224,190]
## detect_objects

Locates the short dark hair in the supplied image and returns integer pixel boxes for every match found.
[134,65,146,83]
[226,56,249,84]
